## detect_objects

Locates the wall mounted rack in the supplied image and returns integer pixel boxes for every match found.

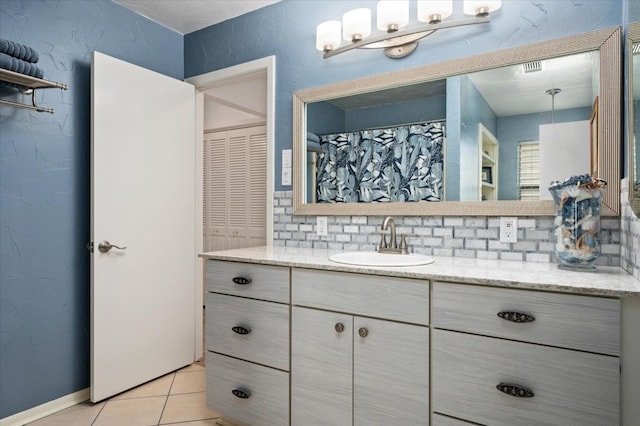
[0,68,68,114]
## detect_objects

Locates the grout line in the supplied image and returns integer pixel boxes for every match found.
[90,401,107,426]
[157,373,178,425]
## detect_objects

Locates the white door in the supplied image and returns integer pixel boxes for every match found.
[90,51,196,402]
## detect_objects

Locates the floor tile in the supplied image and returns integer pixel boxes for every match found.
[160,392,219,424]
[111,372,175,400]
[165,421,217,426]
[93,396,166,426]
[27,401,105,426]
[170,370,206,394]
[179,362,205,373]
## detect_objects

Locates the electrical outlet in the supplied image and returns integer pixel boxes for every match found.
[499,217,518,243]
[317,216,328,237]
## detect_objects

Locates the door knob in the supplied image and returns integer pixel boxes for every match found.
[98,241,127,253]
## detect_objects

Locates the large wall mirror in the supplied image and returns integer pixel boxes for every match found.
[293,27,621,216]
[628,22,640,217]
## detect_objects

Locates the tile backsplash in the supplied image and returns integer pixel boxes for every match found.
[621,179,640,280]
[273,191,621,266]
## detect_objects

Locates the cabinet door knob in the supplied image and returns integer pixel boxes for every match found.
[232,326,251,335]
[335,322,344,333]
[497,311,535,323]
[496,383,535,398]
[232,276,252,285]
[358,327,368,338]
[232,388,251,399]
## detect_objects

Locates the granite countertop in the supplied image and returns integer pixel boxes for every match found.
[199,246,640,298]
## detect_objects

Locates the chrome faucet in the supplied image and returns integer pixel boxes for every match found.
[377,216,410,254]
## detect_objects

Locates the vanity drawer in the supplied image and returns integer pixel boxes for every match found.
[432,329,619,426]
[432,282,620,355]
[206,352,289,426]
[206,293,289,370]
[206,260,289,303]
[292,268,429,325]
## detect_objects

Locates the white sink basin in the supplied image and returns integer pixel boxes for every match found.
[328,251,435,267]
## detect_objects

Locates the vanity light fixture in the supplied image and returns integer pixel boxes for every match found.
[316,0,502,59]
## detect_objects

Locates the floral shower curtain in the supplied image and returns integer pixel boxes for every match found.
[315,122,444,203]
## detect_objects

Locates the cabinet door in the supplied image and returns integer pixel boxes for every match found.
[291,307,352,426]
[353,317,429,425]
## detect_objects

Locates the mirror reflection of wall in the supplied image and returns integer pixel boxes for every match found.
[304,50,599,204]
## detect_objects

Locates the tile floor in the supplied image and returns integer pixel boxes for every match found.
[27,360,219,426]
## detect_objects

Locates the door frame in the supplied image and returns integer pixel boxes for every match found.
[186,56,275,358]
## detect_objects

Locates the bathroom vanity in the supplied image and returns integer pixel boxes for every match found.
[200,246,640,425]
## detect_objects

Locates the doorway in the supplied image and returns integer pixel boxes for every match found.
[186,56,276,358]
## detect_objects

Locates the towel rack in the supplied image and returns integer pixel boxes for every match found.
[0,68,68,114]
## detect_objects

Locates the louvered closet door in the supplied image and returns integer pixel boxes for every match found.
[203,126,266,251]
[248,130,267,247]
[228,128,249,249]
[203,132,227,252]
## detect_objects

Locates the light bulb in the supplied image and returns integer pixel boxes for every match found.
[377,1,409,32]
[343,8,371,42]
[417,1,453,24]
[316,21,342,52]
[463,0,502,17]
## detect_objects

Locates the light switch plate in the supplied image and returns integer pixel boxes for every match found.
[499,217,518,243]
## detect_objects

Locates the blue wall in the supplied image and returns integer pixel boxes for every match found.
[345,95,446,130]
[185,0,623,192]
[0,0,626,420]
[0,0,182,418]
[308,95,446,135]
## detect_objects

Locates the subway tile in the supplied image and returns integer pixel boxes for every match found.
[433,228,453,237]
[465,239,487,250]
[464,217,487,227]
[270,191,631,268]
[453,228,475,238]
[443,238,464,249]
[501,252,524,261]
[454,249,477,258]
[444,218,463,227]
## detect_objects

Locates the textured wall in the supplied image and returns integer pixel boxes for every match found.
[0,0,182,418]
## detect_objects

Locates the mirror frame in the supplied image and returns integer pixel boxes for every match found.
[293,27,621,216]
[628,22,640,217]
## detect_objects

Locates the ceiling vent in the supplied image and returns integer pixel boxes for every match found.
[633,43,640,54]
[522,61,542,73]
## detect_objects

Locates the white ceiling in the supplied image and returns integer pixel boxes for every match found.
[113,0,281,34]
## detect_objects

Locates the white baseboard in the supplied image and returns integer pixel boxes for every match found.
[0,388,90,426]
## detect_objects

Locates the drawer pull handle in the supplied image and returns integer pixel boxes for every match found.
[497,311,535,323]
[496,383,535,398]
[232,276,252,285]
[232,388,251,399]
[335,322,344,333]
[232,326,251,335]
[358,327,368,338]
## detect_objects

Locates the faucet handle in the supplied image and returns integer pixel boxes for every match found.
[399,233,415,254]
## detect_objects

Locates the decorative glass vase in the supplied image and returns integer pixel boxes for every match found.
[548,176,607,271]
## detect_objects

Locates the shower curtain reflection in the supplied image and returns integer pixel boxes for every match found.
[315,121,444,203]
